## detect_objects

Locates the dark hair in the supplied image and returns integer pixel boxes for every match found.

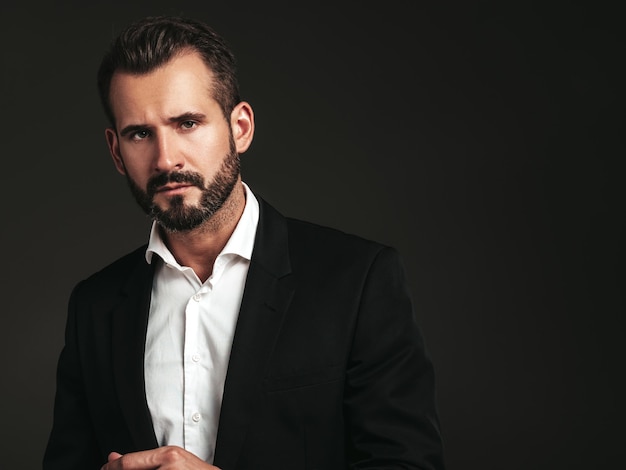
[97,15,241,126]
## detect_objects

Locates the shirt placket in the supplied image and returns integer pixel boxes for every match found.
[182,284,210,452]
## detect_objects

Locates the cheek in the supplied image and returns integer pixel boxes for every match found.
[187,138,231,172]
[118,147,152,179]
[120,161,152,189]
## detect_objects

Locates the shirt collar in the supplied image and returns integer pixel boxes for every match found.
[145,182,260,267]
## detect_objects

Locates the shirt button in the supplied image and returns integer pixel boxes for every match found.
[192,412,201,422]
[192,294,201,302]
[192,354,200,362]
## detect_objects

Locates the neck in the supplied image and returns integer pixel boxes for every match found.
[160,180,246,283]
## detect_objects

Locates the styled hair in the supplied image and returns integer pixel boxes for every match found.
[97,15,241,126]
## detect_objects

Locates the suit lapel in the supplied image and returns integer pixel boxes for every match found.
[111,256,159,451]
[213,199,294,469]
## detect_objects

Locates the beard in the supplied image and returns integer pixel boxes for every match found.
[125,140,241,232]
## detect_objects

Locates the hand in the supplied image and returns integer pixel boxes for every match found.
[101,446,221,469]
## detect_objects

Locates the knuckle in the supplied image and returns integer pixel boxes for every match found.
[162,445,184,463]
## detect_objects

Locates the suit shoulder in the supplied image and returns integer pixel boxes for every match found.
[285,217,395,259]
[72,245,149,296]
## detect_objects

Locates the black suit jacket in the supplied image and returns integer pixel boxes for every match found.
[43,198,444,469]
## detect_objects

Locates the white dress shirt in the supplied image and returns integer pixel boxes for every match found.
[143,183,259,463]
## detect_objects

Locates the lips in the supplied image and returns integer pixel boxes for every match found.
[156,183,193,193]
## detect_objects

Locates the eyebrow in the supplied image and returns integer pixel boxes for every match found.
[170,112,207,123]
[119,112,207,137]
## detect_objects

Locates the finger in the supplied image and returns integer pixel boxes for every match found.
[102,448,161,469]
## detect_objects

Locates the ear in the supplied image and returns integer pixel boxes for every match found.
[105,127,127,175]
[230,101,255,154]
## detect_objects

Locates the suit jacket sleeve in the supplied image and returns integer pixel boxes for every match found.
[43,282,103,469]
[344,246,445,469]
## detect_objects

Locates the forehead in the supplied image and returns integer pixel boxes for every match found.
[109,51,216,124]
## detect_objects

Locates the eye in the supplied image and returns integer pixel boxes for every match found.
[180,120,197,130]
[131,129,150,141]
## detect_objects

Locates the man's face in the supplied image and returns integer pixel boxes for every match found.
[105,51,253,232]
[124,137,240,232]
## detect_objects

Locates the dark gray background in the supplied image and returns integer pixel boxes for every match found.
[1,1,623,469]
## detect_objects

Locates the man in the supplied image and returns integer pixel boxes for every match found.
[43,15,445,470]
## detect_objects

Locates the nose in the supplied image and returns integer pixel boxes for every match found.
[153,131,184,173]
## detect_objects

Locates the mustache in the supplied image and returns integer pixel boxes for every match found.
[146,171,205,197]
